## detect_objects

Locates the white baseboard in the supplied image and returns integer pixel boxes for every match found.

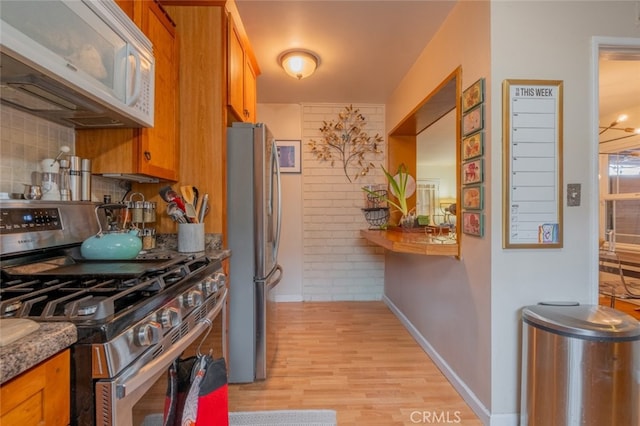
[274,294,304,302]
[488,413,519,426]
[383,295,492,426]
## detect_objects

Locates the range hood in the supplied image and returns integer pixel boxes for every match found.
[0,0,154,129]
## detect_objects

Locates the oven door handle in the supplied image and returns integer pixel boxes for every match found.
[113,288,227,399]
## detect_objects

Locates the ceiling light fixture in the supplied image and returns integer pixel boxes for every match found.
[600,126,640,144]
[599,114,629,135]
[278,49,319,80]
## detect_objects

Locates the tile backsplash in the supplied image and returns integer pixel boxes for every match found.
[1,105,127,201]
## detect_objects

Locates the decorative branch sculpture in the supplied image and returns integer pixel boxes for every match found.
[308,105,384,182]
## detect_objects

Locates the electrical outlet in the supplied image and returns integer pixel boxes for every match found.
[567,183,581,207]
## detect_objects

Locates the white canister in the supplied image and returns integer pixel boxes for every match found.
[40,158,60,200]
[178,223,205,252]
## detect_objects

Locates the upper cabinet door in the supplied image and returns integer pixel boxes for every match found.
[227,14,256,123]
[76,0,179,182]
[243,57,257,123]
[228,16,245,120]
[138,0,179,180]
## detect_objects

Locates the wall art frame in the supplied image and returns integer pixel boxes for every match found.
[276,140,302,173]
[462,185,484,210]
[462,211,484,237]
[462,104,484,136]
[502,79,563,248]
[462,78,485,112]
[462,158,483,185]
[462,131,484,161]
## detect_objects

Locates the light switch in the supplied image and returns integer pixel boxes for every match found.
[567,183,581,207]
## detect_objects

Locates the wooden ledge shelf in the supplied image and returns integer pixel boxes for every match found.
[360,229,458,256]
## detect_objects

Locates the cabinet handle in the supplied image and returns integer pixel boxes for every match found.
[144,151,151,161]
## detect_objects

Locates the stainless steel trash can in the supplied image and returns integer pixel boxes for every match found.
[521,303,640,426]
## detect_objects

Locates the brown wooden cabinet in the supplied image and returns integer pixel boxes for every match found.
[150,1,259,237]
[599,295,640,320]
[0,350,70,426]
[76,0,179,182]
[243,55,257,122]
[227,12,257,123]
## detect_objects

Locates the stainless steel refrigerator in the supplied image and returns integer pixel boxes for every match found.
[227,122,283,383]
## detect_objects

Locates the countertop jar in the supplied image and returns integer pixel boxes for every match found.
[143,201,156,223]
[142,228,156,250]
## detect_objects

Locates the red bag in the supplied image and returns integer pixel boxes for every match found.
[164,355,229,426]
[194,357,229,425]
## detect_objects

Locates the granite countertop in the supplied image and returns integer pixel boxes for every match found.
[151,233,231,261]
[0,322,77,384]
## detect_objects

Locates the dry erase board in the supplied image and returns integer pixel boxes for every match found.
[502,79,563,248]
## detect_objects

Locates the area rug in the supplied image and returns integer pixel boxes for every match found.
[229,409,337,426]
[142,409,337,426]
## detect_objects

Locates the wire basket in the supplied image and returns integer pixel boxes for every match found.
[361,207,390,229]
[365,189,388,208]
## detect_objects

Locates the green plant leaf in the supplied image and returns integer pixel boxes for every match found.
[362,163,412,216]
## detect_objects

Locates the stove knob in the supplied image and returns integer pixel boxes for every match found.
[135,321,162,346]
[183,289,203,308]
[214,272,227,289]
[159,307,181,329]
[200,277,216,297]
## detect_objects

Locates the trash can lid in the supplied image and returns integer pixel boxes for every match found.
[522,304,640,340]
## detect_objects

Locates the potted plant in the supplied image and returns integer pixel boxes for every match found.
[362,163,416,227]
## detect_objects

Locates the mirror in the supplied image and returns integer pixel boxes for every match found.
[598,46,640,252]
[388,68,460,233]
[416,109,456,226]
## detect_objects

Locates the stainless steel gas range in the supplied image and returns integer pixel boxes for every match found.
[0,200,227,426]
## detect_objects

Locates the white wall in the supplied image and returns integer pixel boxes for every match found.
[256,104,305,301]
[301,104,386,300]
[386,2,640,423]
[258,103,386,301]
[489,2,640,423]
[385,1,493,422]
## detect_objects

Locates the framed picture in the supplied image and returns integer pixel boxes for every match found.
[276,140,302,173]
[462,131,484,161]
[462,104,484,136]
[462,211,484,237]
[462,185,483,210]
[462,159,483,185]
[462,78,485,112]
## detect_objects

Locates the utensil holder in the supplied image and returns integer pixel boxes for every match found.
[178,223,205,252]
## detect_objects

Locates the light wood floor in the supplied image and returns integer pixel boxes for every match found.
[227,301,482,425]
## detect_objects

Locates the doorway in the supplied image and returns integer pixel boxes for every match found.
[593,37,640,302]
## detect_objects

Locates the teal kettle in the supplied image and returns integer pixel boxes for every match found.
[81,204,142,260]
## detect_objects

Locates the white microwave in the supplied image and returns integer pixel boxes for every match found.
[0,0,154,128]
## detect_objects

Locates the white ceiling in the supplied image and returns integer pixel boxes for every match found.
[235,0,456,104]
[598,57,640,155]
[236,1,640,156]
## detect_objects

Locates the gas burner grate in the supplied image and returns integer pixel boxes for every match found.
[0,255,213,322]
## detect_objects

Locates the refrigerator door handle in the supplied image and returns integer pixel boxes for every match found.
[268,264,283,290]
[271,139,282,262]
[256,264,283,289]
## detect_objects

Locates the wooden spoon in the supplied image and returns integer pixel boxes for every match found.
[180,185,198,223]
